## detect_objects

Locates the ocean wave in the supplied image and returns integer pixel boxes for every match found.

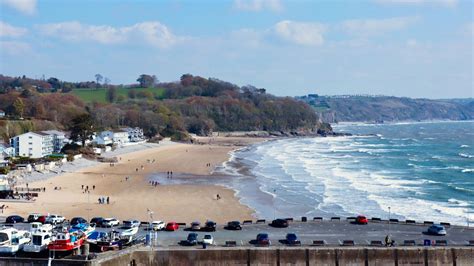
[459,153,473,158]
[462,169,474,173]
[460,145,470,148]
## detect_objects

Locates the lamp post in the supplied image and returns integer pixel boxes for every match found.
[147,209,154,247]
[273,189,277,220]
[388,206,391,236]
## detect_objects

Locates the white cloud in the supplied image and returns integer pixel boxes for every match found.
[374,0,458,7]
[273,20,326,46]
[0,41,31,55]
[0,21,28,37]
[341,16,420,37]
[1,0,37,15]
[36,21,181,48]
[233,0,283,12]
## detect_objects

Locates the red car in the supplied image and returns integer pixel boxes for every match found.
[165,222,179,231]
[356,215,368,224]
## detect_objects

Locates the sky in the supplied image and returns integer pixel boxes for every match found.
[0,0,472,98]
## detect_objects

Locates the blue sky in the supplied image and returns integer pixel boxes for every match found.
[0,0,472,98]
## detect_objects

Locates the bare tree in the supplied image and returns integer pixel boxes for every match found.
[95,74,103,89]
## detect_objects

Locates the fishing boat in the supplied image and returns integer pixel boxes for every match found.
[92,230,122,252]
[47,230,85,252]
[71,222,95,236]
[23,229,52,253]
[118,226,139,245]
[0,227,31,255]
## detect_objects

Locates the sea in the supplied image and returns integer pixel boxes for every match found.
[216,121,474,225]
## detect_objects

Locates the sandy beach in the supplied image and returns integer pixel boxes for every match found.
[3,137,267,224]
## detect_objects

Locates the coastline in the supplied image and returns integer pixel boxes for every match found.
[3,137,268,224]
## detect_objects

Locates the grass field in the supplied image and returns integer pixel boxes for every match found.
[71,87,165,103]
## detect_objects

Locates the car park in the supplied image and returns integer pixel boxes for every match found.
[285,233,301,246]
[5,215,24,224]
[202,221,216,232]
[45,214,65,225]
[102,218,120,227]
[427,224,447,236]
[202,234,214,245]
[90,217,105,227]
[256,233,271,246]
[165,222,179,231]
[356,215,368,225]
[123,220,140,229]
[270,219,288,228]
[151,221,165,231]
[191,221,201,231]
[226,221,242,230]
[186,233,199,246]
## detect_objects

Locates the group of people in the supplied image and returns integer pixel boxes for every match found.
[98,196,110,204]
[166,171,173,178]
[81,184,95,193]
[150,181,160,187]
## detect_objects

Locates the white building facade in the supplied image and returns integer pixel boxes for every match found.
[121,127,145,142]
[10,132,54,158]
[42,130,67,153]
[100,130,129,145]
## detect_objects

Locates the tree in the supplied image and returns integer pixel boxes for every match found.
[104,77,110,87]
[69,113,94,147]
[180,74,194,87]
[106,87,117,103]
[12,98,24,118]
[137,74,157,88]
[95,74,103,88]
[47,77,61,90]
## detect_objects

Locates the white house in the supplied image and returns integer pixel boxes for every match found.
[42,130,67,153]
[94,135,112,146]
[121,127,145,142]
[10,132,54,158]
[0,110,5,118]
[100,130,129,145]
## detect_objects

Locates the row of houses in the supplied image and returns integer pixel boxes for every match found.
[3,127,145,159]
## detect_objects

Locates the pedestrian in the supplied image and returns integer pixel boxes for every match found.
[93,185,95,190]
[136,168,138,172]
[107,197,110,204]
[81,185,84,189]
[98,198,101,204]
[86,185,89,191]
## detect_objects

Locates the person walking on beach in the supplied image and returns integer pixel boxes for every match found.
[81,185,84,190]
[106,197,110,204]
[93,185,95,190]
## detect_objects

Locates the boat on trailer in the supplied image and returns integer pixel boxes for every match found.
[48,230,85,252]
[0,227,31,255]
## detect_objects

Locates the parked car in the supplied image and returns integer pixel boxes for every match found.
[427,224,447,236]
[256,233,271,246]
[90,217,105,227]
[45,214,65,225]
[102,218,120,227]
[70,217,87,226]
[5,215,24,224]
[226,221,242,230]
[285,233,301,246]
[270,219,288,228]
[165,222,179,231]
[123,220,140,228]
[202,234,214,245]
[151,221,165,231]
[356,215,368,225]
[202,221,216,232]
[191,221,201,231]
[27,213,42,223]
[186,233,199,245]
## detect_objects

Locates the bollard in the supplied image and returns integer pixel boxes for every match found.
[81,243,90,256]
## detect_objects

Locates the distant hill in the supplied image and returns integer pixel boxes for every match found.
[297,95,474,123]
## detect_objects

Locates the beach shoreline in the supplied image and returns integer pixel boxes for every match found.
[2,137,269,224]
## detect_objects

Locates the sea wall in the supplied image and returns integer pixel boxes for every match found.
[95,247,474,266]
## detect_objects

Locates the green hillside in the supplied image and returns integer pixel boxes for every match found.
[72,87,165,103]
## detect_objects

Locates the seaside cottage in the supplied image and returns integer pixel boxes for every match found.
[10,132,54,158]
